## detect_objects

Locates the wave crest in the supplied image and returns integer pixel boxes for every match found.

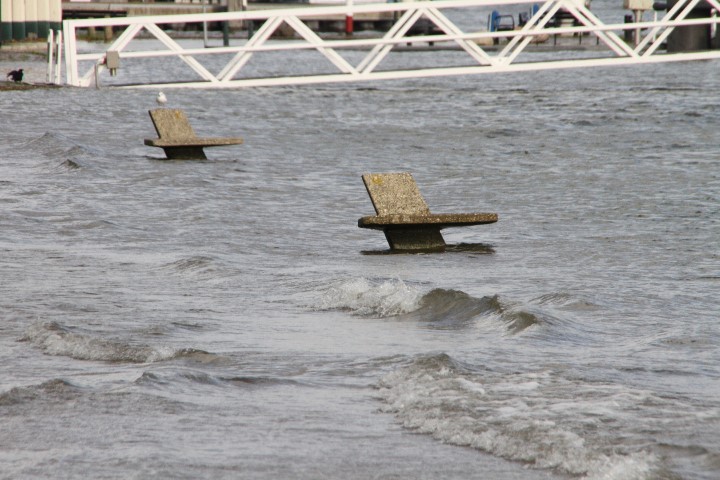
[314,278,424,317]
[0,379,77,406]
[21,322,209,364]
[20,132,102,164]
[403,289,500,329]
[314,278,542,333]
[377,353,671,479]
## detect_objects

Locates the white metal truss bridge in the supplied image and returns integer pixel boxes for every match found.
[60,0,720,89]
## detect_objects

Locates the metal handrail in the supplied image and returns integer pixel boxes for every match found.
[61,0,720,88]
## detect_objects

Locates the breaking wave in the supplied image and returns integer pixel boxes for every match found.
[314,278,424,317]
[313,278,544,333]
[21,322,209,363]
[376,353,685,480]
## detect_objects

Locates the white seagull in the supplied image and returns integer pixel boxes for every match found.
[156,92,168,106]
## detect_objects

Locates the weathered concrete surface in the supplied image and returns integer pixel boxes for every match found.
[362,172,431,216]
[383,227,448,251]
[358,172,497,251]
[358,213,498,229]
[144,108,243,160]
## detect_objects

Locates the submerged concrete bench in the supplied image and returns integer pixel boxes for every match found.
[144,108,243,160]
[358,172,498,251]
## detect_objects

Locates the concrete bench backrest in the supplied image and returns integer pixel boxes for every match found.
[362,172,431,216]
[149,109,197,140]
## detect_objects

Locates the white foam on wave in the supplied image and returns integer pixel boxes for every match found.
[313,279,545,333]
[377,354,670,480]
[22,322,183,363]
[313,278,424,317]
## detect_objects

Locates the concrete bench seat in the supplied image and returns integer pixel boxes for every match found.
[358,172,497,251]
[144,108,243,160]
[358,213,497,229]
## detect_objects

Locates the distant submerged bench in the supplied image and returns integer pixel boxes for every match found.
[358,172,498,251]
[144,108,243,160]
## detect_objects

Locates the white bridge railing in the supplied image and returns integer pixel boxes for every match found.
[62,0,720,88]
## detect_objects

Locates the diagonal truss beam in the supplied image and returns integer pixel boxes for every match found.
[284,16,358,75]
[638,0,701,56]
[218,16,284,81]
[424,7,495,66]
[357,8,425,74]
[569,0,637,57]
[144,23,218,82]
[61,0,720,89]
[497,0,563,64]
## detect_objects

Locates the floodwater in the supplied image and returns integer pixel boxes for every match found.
[1,32,719,480]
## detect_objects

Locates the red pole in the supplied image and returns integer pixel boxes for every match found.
[345,0,354,35]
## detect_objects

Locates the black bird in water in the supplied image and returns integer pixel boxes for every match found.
[7,69,24,83]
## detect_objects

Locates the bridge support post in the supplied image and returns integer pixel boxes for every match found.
[666,0,713,51]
